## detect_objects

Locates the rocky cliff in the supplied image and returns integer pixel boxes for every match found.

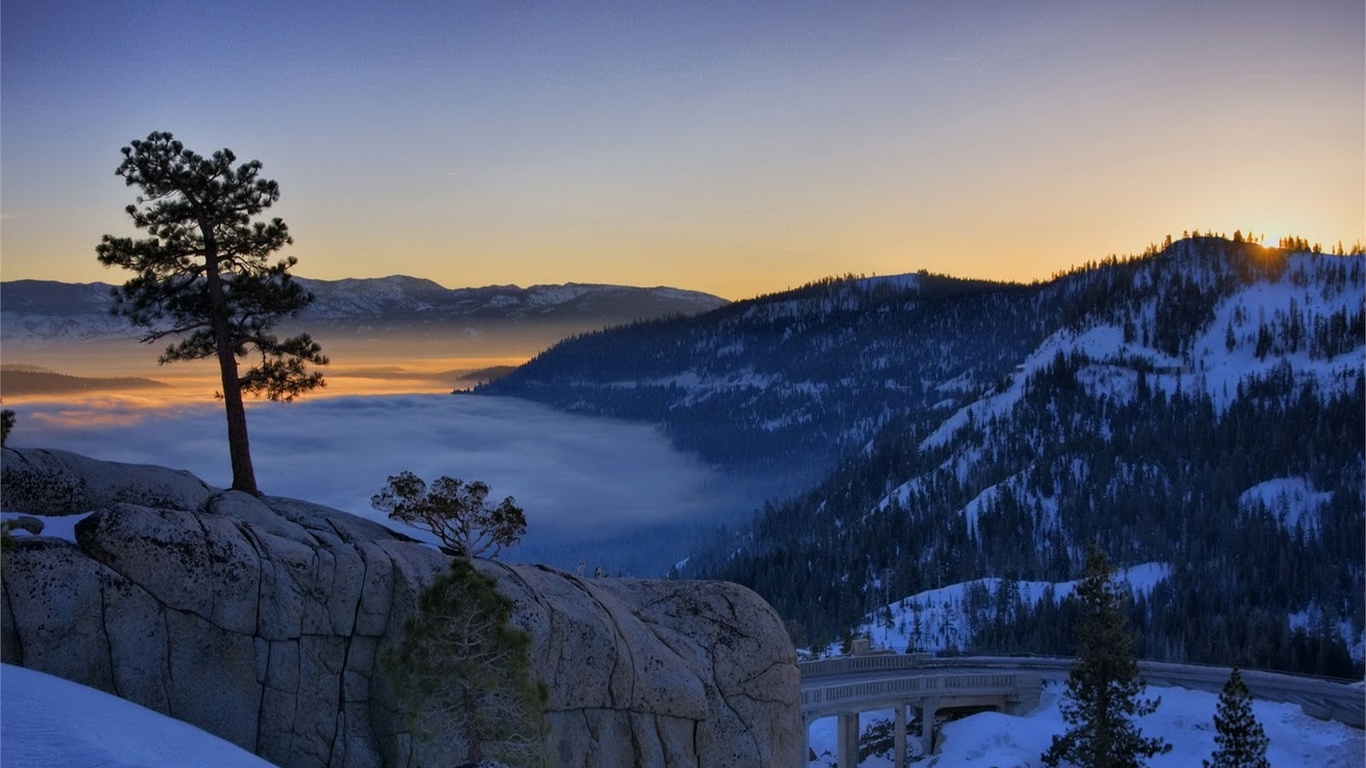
[0,447,801,767]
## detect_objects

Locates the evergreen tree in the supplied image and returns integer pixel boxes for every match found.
[372,472,527,558]
[383,558,547,766]
[1204,668,1271,768]
[97,131,327,494]
[1043,544,1171,768]
[858,717,905,763]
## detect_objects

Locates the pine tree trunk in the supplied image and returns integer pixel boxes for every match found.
[202,224,259,495]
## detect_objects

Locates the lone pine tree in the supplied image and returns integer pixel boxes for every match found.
[1204,668,1270,768]
[372,472,527,558]
[97,131,327,494]
[1042,544,1171,768]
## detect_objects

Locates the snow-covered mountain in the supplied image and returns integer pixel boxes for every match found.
[0,276,727,341]
[480,237,1365,677]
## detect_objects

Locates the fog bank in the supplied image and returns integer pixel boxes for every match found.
[6,394,756,574]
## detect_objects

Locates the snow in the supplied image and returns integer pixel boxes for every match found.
[1193,255,1365,411]
[918,322,1139,451]
[857,565,1171,654]
[960,481,1006,538]
[924,253,1363,452]
[648,286,728,303]
[805,680,1365,768]
[1238,477,1331,531]
[0,664,275,767]
[525,283,596,307]
[877,474,927,512]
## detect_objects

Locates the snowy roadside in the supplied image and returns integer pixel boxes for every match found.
[806,680,1364,768]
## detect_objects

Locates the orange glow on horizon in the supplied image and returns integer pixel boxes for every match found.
[1,354,532,411]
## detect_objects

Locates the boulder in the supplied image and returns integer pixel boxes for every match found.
[0,447,802,767]
[1,447,213,515]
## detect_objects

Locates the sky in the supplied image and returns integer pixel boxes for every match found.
[1,0,1362,300]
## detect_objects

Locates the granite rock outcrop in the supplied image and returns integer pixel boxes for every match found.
[1,447,801,767]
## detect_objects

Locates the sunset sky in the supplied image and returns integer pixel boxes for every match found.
[2,0,1362,300]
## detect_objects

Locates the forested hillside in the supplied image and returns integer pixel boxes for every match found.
[479,273,1056,486]
[482,236,1364,677]
[683,239,1364,676]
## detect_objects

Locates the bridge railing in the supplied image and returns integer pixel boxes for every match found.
[799,652,935,679]
[801,671,1038,718]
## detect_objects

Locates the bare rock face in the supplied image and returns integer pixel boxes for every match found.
[0,447,801,767]
[1,447,213,515]
[482,563,802,768]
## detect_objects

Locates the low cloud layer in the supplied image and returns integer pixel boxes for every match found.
[8,394,756,573]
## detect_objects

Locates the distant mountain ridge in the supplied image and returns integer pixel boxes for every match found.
[0,277,728,341]
[0,364,168,396]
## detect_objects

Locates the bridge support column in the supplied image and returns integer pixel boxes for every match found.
[836,711,860,768]
[802,716,810,767]
[919,697,939,756]
[893,703,907,768]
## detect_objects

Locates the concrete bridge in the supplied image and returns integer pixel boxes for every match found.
[799,653,1042,767]
[798,653,1365,768]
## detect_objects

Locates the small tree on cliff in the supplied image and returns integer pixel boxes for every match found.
[372,472,526,558]
[1204,668,1270,768]
[383,557,547,766]
[1042,544,1170,768]
[97,131,327,494]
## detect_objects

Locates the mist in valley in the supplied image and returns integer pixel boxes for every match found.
[2,321,765,574]
[6,390,761,575]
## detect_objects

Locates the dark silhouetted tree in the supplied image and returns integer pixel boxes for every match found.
[1043,544,1171,768]
[858,717,904,763]
[96,131,326,494]
[383,557,547,766]
[373,472,526,558]
[1204,668,1270,768]
[1,409,13,446]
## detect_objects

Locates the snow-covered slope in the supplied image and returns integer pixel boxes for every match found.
[854,565,1171,654]
[0,664,275,768]
[920,252,1363,454]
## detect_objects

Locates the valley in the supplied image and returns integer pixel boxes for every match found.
[4,237,1362,680]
